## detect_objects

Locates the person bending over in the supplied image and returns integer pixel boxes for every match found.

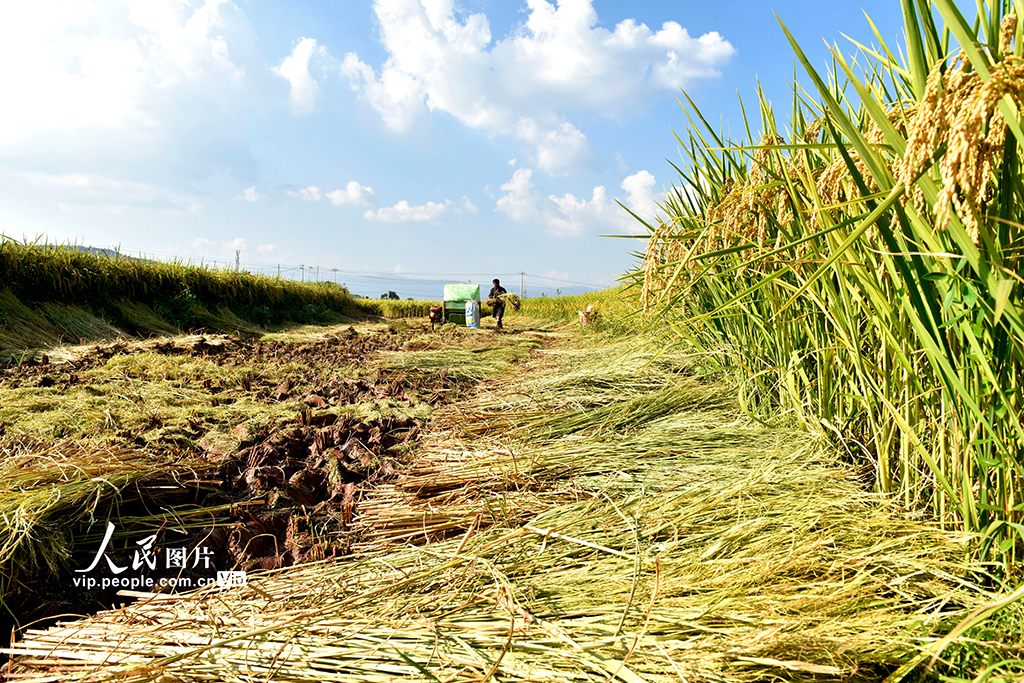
[489,278,507,329]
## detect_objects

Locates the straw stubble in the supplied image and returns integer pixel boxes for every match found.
[4,337,1000,682]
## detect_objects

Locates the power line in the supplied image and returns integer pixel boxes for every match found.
[522,272,602,287]
[105,245,523,278]
[71,242,609,290]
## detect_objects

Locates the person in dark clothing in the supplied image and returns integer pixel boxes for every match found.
[489,278,507,329]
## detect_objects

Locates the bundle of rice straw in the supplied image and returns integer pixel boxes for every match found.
[497,292,521,311]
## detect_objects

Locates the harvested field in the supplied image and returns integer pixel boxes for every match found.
[2,323,1018,681]
[0,320,548,646]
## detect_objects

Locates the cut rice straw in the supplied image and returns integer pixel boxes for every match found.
[3,336,1011,682]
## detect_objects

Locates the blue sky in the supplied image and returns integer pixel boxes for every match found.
[1,0,934,298]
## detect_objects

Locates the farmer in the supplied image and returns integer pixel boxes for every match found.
[488,278,507,329]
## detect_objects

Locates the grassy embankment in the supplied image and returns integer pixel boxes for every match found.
[0,239,370,350]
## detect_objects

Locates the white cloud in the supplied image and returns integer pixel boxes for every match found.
[257,243,276,253]
[546,185,614,237]
[273,37,332,114]
[20,170,203,216]
[0,0,262,177]
[459,196,478,213]
[496,167,659,236]
[287,186,323,201]
[237,186,264,202]
[341,0,732,174]
[327,181,375,205]
[494,168,540,222]
[516,116,593,175]
[341,52,426,133]
[364,199,452,222]
[188,236,250,257]
[165,203,204,217]
[620,170,659,227]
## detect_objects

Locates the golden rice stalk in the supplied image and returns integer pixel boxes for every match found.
[641,223,669,314]
[114,300,180,337]
[901,48,1024,243]
[192,305,264,337]
[39,304,125,344]
[497,292,521,311]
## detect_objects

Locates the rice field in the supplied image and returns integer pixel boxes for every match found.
[350,298,440,319]
[0,270,1020,679]
[3,328,1020,681]
[3,0,1024,677]
[0,240,363,352]
[634,0,1024,571]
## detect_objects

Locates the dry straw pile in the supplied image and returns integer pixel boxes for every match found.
[0,436,220,630]
[5,337,1015,681]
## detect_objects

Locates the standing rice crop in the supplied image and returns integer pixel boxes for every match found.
[518,286,636,333]
[633,0,1024,570]
[350,298,437,319]
[0,239,365,344]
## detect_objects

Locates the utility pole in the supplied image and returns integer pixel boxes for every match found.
[519,271,525,298]
[316,266,320,282]
[300,265,304,282]
[235,250,240,272]
[331,268,338,283]
[277,264,281,277]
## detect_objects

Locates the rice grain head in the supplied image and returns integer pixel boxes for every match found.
[1001,13,1017,56]
[935,57,1023,242]
[900,46,1024,244]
